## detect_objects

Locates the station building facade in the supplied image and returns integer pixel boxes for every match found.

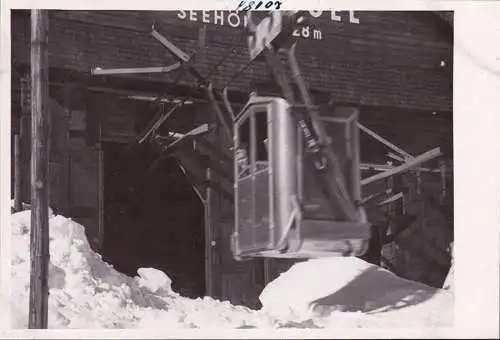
[11,10,453,306]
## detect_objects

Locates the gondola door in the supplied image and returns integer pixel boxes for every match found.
[233,104,273,256]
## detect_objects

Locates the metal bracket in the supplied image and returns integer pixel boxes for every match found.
[151,27,204,83]
[275,195,303,253]
[91,63,181,75]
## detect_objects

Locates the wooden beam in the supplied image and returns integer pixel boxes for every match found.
[29,9,50,329]
[127,95,194,105]
[387,152,405,162]
[97,146,105,253]
[361,148,442,186]
[358,123,414,160]
[360,163,441,173]
[205,83,233,141]
[204,168,214,297]
[156,124,211,154]
[14,64,252,104]
[136,102,183,144]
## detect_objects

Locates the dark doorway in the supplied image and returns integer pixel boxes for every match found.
[102,141,206,298]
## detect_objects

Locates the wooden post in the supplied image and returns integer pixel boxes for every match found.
[29,9,50,329]
[204,168,214,297]
[263,259,271,286]
[14,134,22,212]
[20,76,31,207]
[97,146,105,253]
[97,99,105,253]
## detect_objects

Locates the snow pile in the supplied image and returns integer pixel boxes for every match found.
[11,210,453,329]
[11,211,271,329]
[260,256,453,328]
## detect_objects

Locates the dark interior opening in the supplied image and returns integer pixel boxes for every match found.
[101,141,206,298]
[255,111,268,162]
[239,117,251,153]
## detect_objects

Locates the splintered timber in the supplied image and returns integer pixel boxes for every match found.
[176,10,361,29]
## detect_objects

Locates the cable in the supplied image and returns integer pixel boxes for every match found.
[154,63,187,105]
[151,16,257,103]
[223,58,254,89]
[138,19,257,148]
[203,28,250,80]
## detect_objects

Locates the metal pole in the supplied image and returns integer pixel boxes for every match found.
[358,123,414,160]
[91,63,181,75]
[28,9,50,329]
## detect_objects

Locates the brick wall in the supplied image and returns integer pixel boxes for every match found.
[11,10,453,112]
[358,104,453,162]
[380,170,453,287]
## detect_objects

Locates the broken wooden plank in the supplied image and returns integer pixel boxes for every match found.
[205,83,233,141]
[136,102,183,144]
[151,28,190,63]
[361,148,442,186]
[156,124,212,154]
[377,192,404,207]
[358,123,414,160]
[361,163,441,173]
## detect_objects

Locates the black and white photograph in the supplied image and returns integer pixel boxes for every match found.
[1,3,499,337]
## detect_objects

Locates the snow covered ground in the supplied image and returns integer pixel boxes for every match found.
[10,210,454,331]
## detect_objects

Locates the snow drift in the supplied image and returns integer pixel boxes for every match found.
[11,210,271,329]
[11,210,453,329]
[260,257,453,327]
